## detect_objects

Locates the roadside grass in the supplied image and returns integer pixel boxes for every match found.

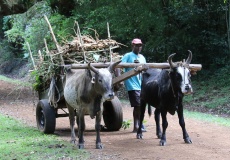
[0,75,31,86]
[184,110,230,127]
[184,83,230,110]
[183,67,230,116]
[0,114,90,160]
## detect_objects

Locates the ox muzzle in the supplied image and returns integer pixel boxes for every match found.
[182,84,193,95]
[103,92,115,101]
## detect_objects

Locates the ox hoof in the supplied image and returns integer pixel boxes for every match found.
[136,134,143,139]
[96,143,103,149]
[159,140,166,146]
[70,139,77,144]
[184,137,192,144]
[78,143,85,149]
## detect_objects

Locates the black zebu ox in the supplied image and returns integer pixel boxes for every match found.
[64,61,121,149]
[137,51,193,146]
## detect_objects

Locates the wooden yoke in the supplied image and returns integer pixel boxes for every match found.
[70,63,202,71]
[68,62,202,85]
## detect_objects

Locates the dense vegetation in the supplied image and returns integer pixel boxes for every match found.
[0,0,230,117]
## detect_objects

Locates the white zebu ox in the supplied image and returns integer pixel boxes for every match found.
[64,61,121,149]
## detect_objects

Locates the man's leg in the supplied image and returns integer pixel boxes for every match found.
[133,105,140,132]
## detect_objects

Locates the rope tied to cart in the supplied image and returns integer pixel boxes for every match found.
[48,76,61,108]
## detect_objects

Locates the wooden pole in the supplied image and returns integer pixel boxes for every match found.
[38,50,43,63]
[75,21,86,63]
[112,65,148,85]
[44,38,53,63]
[107,22,111,39]
[44,15,64,65]
[68,62,202,71]
[44,15,59,51]
[107,22,113,62]
[26,42,37,70]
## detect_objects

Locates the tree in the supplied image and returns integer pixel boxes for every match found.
[1,0,229,70]
[224,0,230,53]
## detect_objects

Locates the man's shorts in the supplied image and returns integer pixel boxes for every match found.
[128,90,141,107]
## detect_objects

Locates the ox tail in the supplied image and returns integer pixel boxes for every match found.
[148,104,152,117]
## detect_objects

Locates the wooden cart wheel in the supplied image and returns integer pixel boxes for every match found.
[103,96,123,131]
[36,99,56,134]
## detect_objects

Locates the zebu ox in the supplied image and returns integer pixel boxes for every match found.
[137,51,193,146]
[64,61,121,149]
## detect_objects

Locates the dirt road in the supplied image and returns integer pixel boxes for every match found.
[1,80,230,160]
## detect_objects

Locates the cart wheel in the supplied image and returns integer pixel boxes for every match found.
[103,96,123,131]
[36,99,56,134]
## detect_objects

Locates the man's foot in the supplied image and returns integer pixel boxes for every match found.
[132,129,146,133]
[132,125,147,133]
[141,124,147,132]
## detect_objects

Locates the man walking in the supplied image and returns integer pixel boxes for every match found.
[122,38,147,132]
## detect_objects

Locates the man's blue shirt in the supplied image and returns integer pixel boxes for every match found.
[121,52,146,91]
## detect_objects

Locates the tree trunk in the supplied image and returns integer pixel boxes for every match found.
[227,3,230,53]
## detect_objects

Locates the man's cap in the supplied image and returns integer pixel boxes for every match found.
[132,38,142,44]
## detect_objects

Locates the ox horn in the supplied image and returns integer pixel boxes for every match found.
[168,53,177,68]
[88,63,99,74]
[185,50,192,64]
[108,60,122,73]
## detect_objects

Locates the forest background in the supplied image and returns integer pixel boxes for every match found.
[0,0,230,117]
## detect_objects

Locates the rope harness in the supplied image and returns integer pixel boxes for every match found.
[48,76,61,108]
[168,65,189,109]
[168,70,177,98]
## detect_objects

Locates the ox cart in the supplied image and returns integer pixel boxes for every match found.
[35,62,202,134]
[31,16,202,135]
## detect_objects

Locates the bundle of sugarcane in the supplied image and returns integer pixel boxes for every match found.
[49,35,123,64]
[28,16,124,92]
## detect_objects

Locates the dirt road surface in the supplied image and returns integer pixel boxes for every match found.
[1,80,230,160]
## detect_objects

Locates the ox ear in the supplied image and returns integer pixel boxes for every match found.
[91,77,95,84]
[108,60,121,73]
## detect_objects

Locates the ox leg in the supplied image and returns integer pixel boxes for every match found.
[136,100,146,139]
[154,109,162,139]
[77,111,85,149]
[66,104,77,144]
[95,111,103,149]
[160,110,168,146]
[177,104,192,144]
